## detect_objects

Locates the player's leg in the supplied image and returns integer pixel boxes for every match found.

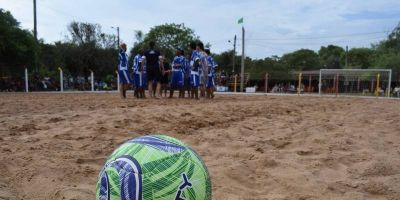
[211,76,215,98]
[195,74,199,99]
[169,72,174,98]
[123,84,128,98]
[148,82,153,98]
[119,84,124,98]
[189,73,194,98]
[154,68,162,98]
[154,82,160,98]
[194,87,199,99]
[169,74,174,98]
[119,71,128,99]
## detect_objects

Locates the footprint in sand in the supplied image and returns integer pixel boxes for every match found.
[53,187,93,200]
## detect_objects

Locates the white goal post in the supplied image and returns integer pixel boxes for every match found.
[318,69,392,97]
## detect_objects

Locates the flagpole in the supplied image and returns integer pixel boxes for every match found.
[240,26,245,92]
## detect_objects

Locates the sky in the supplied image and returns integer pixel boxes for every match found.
[1,0,400,58]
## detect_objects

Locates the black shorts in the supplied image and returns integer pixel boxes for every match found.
[146,66,161,82]
[160,74,169,84]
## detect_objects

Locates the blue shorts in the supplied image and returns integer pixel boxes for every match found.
[171,70,184,88]
[134,72,147,89]
[190,72,200,88]
[207,76,215,88]
[118,70,131,84]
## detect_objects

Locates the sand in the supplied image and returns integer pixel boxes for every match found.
[0,92,399,200]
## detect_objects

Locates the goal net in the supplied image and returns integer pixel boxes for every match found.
[318,69,392,97]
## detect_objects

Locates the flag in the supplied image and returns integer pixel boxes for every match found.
[238,17,244,24]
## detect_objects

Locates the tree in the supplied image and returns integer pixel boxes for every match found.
[372,22,400,81]
[67,21,116,49]
[347,48,374,69]
[281,49,320,71]
[130,23,199,62]
[213,50,235,73]
[0,9,36,76]
[61,22,117,78]
[380,22,400,51]
[318,45,345,69]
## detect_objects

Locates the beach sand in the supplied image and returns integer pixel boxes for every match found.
[0,93,399,200]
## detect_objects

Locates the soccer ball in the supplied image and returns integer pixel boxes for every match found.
[96,135,212,200]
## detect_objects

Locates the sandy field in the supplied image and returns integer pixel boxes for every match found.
[0,93,399,200]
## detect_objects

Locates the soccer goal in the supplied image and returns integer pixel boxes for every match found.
[318,69,392,97]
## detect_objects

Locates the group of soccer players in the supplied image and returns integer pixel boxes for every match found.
[118,41,217,99]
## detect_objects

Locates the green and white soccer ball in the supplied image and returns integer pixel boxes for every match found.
[96,135,212,200]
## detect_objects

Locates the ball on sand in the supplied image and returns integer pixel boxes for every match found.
[96,135,212,200]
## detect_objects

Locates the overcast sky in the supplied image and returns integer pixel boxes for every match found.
[2,0,400,58]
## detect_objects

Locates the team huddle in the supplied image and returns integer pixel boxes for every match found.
[118,41,217,99]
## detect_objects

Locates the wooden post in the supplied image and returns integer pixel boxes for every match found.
[234,74,237,93]
[375,73,380,97]
[297,73,302,96]
[371,79,374,95]
[25,67,29,92]
[336,73,339,96]
[116,70,120,92]
[58,67,63,92]
[333,76,336,94]
[90,70,94,92]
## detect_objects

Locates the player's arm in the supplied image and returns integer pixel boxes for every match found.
[159,56,165,72]
[174,58,183,68]
[140,56,146,72]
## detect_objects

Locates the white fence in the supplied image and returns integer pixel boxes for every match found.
[22,68,118,92]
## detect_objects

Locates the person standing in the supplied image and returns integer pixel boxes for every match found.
[196,42,209,98]
[205,49,216,98]
[133,53,146,98]
[160,56,170,97]
[189,42,200,99]
[144,41,162,98]
[170,49,185,98]
[132,51,142,98]
[118,43,131,99]
[183,53,191,98]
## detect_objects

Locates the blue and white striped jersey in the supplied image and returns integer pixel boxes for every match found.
[118,49,129,71]
[172,56,185,71]
[198,51,208,72]
[207,55,216,76]
[133,54,142,72]
[190,50,199,68]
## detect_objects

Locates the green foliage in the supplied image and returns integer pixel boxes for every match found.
[67,21,116,49]
[0,9,36,76]
[347,48,374,69]
[130,23,199,62]
[281,49,321,71]
[318,45,345,69]
[23,21,117,81]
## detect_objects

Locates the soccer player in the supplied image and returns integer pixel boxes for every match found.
[189,42,200,99]
[134,53,146,98]
[160,56,170,97]
[205,49,216,99]
[118,43,131,99]
[183,54,191,98]
[170,49,185,98]
[196,42,209,98]
[144,41,162,98]
[132,51,142,98]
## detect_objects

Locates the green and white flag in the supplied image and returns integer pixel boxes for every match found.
[238,17,244,24]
